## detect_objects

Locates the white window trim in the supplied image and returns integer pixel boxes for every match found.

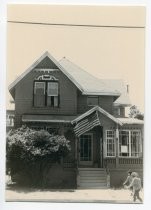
[105,130,116,158]
[118,129,142,158]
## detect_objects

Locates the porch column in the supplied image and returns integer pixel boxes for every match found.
[115,125,119,168]
[75,137,80,187]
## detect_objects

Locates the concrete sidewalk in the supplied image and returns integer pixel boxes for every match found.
[5,187,143,203]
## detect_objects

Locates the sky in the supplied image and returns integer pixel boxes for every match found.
[7,5,145,113]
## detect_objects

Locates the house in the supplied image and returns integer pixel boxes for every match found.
[8,51,143,188]
[6,110,15,132]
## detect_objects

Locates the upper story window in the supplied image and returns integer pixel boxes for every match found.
[34,75,59,107]
[87,96,99,106]
[114,107,121,116]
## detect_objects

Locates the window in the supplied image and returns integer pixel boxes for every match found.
[119,130,142,157]
[34,79,59,107]
[47,82,58,107]
[114,107,121,116]
[106,130,116,157]
[131,131,142,157]
[119,131,130,157]
[87,96,98,106]
[34,82,45,107]
[105,129,142,157]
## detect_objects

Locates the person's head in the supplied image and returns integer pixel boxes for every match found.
[127,169,132,176]
[131,172,138,178]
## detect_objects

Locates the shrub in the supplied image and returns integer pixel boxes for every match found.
[6,126,71,187]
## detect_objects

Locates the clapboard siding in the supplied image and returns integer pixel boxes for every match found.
[14,68,77,126]
[77,92,114,114]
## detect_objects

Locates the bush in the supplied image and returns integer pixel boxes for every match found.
[6,126,71,187]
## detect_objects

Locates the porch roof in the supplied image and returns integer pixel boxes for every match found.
[71,106,123,126]
[117,118,144,125]
[22,114,78,123]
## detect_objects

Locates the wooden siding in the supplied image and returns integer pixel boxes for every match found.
[77,91,114,114]
[14,68,78,126]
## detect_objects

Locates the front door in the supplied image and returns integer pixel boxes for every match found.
[79,133,93,166]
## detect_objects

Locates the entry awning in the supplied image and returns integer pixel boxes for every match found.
[22,114,78,123]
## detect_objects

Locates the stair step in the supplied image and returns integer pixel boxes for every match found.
[78,186,108,189]
[79,183,107,187]
[78,168,108,189]
[80,177,107,181]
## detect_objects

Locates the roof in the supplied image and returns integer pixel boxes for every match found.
[22,114,78,123]
[117,118,144,125]
[102,80,131,106]
[71,106,123,126]
[8,51,120,97]
[59,58,120,96]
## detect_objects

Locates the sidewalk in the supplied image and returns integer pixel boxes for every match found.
[5,186,143,203]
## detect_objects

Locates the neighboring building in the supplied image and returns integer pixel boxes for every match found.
[8,51,143,188]
[6,110,15,132]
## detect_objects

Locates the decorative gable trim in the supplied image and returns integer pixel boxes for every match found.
[8,51,84,93]
[35,75,58,81]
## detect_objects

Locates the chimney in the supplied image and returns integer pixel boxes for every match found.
[126,84,129,94]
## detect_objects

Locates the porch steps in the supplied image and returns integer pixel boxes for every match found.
[78,168,108,189]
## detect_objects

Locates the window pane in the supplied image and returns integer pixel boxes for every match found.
[34,82,45,94]
[47,82,58,96]
[106,130,115,157]
[131,131,141,157]
[47,96,58,107]
[87,97,98,106]
[119,131,129,156]
[34,82,45,107]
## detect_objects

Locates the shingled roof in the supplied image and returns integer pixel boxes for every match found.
[59,58,131,106]
[8,51,130,106]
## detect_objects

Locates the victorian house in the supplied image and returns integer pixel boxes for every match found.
[8,51,143,188]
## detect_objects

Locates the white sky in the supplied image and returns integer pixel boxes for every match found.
[7,5,145,113]
[7,5,145,112]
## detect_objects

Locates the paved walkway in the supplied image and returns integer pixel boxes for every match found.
[5,186,143,203]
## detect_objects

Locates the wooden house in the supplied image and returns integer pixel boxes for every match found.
[8,51,143,188]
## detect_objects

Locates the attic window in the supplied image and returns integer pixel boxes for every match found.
[87,96,99,106]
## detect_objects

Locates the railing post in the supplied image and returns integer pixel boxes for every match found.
[115,126,119,168]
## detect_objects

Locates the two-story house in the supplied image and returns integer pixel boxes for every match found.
[8,51,143,188]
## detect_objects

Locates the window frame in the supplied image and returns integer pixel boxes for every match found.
[105,129,142,158]
[118,129,142,158]
[105,130,116,157]
[33,80,59,108]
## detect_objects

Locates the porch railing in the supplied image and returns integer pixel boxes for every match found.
[104,157,143,168]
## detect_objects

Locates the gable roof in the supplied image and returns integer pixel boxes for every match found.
[8,51,120,97]
[71,106,123,126]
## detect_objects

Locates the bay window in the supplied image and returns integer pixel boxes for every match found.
[106,129,142,157]
[119,130,142,157]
